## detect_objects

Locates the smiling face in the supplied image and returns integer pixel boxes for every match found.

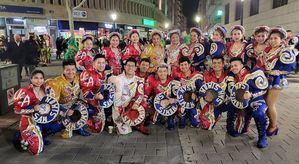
[269,33,282,48]
[124,61,137,76]
[83,39,93,50]
[110,35,120,48]
[130,33,139,44]
[139,61,150,73]
[255,32,268,44]
[170,33,180,45]
[190,31,199,43]
[93,57,106,72]
[212,30,223,42]
[152,34,161,46]
[63,65,77,81]
[157,67,168,81]
[179,61,191,74]
[232,29,243,42]
[212,58,224,72]
[31,73,44,87]
[230,60,243,75]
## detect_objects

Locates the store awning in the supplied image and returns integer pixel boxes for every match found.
[58,20,98,31]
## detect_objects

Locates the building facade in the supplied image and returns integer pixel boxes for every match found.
[220,0,299,36]
[171,0,187,31]
[0,0,171,39]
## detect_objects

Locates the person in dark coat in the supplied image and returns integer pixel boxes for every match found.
[24,34,39,74]
[0,36,7,61]
[6,34,26,79]
[55,36,64,60]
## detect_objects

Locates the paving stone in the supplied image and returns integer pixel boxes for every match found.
[205,152,232,161]
[144,156,167,163]
[134,148,157,156]
[97,155,122,163]
[229,152,256,160]
[73,153,98,162]
[120,155,145,163]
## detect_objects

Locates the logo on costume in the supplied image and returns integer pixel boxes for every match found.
[62,101,89,130]
[177,85,196,109]
[98,83,115,108]
[33,96,60,124]
[14,89,31,107]
[198,82,225,106]
[154,92,178,116]
[230,83,250,109]
[122,105,145,126]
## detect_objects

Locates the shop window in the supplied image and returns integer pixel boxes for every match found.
[73,0,77,6]
[87,0,90,8]
[235,0,241,21]
[225,3,230,24]
[273,0,288,8]
[250,0,259,16]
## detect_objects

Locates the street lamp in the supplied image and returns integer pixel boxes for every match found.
[164,22,169,29]
[240,0,244,26]
[110,12,117,29]
[195,15,201,23]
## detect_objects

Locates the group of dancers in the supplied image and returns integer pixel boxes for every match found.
[13,24,297,155]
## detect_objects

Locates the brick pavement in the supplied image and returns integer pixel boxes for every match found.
[179,82,299,164]
[0,60,298,163]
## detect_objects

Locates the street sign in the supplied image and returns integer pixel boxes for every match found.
[0,4,43,14]
[142,19,155,27]
[73,10,87,18]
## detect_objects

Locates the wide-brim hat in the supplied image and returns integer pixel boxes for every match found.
[254,25,270,35]
[230,25,245,35]
[128,29,139,38]
[269,26,287,39]
[190,27,203,36]
[81,34,94,43]
[213,25,227,38]
[109,32,122,40]
[167,29,181,38]
[150,30,163,39]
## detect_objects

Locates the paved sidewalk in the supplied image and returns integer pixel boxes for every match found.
[0,60,299,163]
[179,82,299,164]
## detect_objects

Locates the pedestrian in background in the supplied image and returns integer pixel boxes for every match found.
[6,34,26,80]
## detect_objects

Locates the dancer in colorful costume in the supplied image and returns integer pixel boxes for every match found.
[46,59,90,138]
[145,63,180,130]
[141,30,165,73]
[179,27,207,72]
[226,25,247,62]
[80,54,109,133]
[13,70,60,155]
[263,27,297,136]
[199,56,228,130]
[102,32,122,75]
[173,56,203,128]
[226,57,269,148]
[166,29,181,74]
[75,34,95,72]
[246,26,270,69]
[110,58,149,135]
[122,29,142,63]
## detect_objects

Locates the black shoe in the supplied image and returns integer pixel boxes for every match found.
[74,128,91,136]
[44,139,51,145]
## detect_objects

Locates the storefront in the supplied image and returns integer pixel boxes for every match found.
[58,20,99,38]
[0,4,44,39]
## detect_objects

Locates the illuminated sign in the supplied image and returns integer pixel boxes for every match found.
[142,19,155,27]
